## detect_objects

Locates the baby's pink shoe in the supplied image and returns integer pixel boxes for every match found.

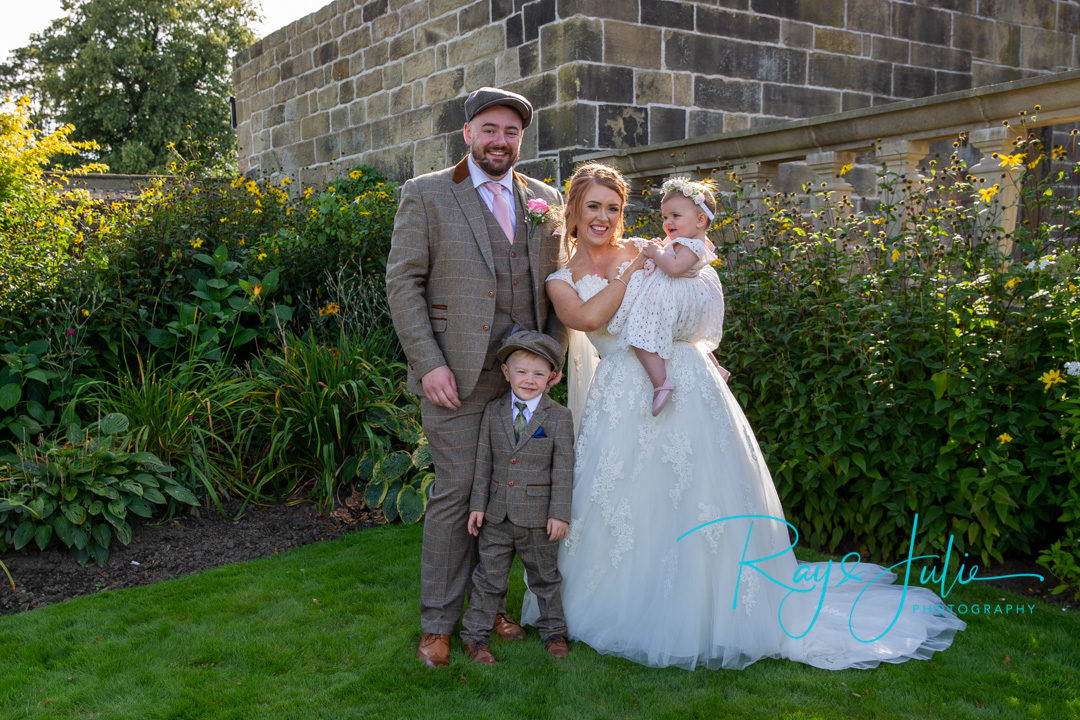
[652,378,675,416]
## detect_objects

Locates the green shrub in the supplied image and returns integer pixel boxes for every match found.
[0,413,196,565]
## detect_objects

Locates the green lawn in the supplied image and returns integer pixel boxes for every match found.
[1,524,1077,719]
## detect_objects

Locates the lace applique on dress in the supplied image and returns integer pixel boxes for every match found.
[662,431,693,509]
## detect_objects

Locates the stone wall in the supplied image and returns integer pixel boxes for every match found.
[232,0,1080,185]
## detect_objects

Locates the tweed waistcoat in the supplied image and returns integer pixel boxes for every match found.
[482,193,536,369]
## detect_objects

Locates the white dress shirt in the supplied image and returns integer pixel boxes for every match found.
[509,392,541,427]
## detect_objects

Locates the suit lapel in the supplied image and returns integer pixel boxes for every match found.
[498,402,517,448]
[450,156,495,275]
[515,176,544,324]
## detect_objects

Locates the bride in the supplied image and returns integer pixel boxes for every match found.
[522,162,965,670]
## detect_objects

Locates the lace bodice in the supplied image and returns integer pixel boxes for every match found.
[546,267,620,356]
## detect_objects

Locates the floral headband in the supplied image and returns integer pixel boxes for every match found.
[661,177,715,221]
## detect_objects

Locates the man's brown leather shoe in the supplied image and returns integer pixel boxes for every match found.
[416,633,450,667]
[544,635,570,659]
[464,641,497,664]
[492,613,527,640]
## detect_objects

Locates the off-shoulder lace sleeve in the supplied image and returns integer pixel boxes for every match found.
[671,237,717,264]
[546,266,574,285]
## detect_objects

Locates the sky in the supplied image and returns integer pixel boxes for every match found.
[0,0,321,61]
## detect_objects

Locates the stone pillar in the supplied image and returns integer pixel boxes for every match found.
[737,161,780,232]
[876,139,929,236]
[805,150,856,216]
[968,126,1024,252]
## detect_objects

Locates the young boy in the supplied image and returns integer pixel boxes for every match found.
[459,330,574,663]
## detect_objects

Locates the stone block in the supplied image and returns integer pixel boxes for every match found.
[523,0,556,41]
[316,134,340,164]
[414,135,447,174]
[448,24,505,66]
[809,55,891,94]
[667,32,806,84]
[892,65,935,99]
[283,141,316,169]
[400,107,434,141]
[515,157,558,183]
[519,40,539,75]
[436,44,448,70]
[641,0,694,30]
[557,64,634,104]
[649,107,686,143]
[265,104,286,128]
[891,3,949,46]
[339,125,371,156]
[365,41,389,67]
[460,0,490,33]
[364,0,389,22]
[430,0,469,18]
[842,91,873,111]
[389,33,414,61]
[403,48,437,83]
[763,84,842,118]
[537,103,597,151]
[370,116,400,149]
[1060,2,1080,34]
[598,105,647,148]
[447,130,468,160]
[355,70,384,97]
[636,71,672,105]
[372,13,400,43]
[539,17,603,70]
[694,76,761,113]
[603,20,662,69]
[557,0,637,22]
[697,7,779,43]
[284,95,306,122]
[272,123,300,148]
[844,0,888,34]
[349,99,367,126]
[383,62,403,89]
[317,84,340,110]
[364,145,414,182]
[506,72,557,108]
[495,47,522,83]
[492,0,515,20]
[416,15,458,47]
[688,109,726,136]
[971,62,1022,87]
[951,14,994,61]
[780,19,813,49]
[332,58,350,82]
[815,28,862,55]
[1021,27,1073,71]
[751,0,840,27]
[301,112,331,140]
[507,12,524,47]
[368,91,391,119]
[401,1,429,29]
[256,67,280,93]
[912,43,972,73]
[915,0,974,13]
[317,41,339,66]
[995,24,1020,67]
[673,72,693,106]
[296,68,325,96]
[872,36,909,64]
[935,70,971,95]
[517,124,538,160]
[391,86,413,114]
[426,68,466,104]
[464,59,497,88]
[434,97,467,133]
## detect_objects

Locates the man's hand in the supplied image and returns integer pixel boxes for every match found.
[421,365,461,409]
[468,511,485,537]
[546,370,563,389]
[547,518,569,542]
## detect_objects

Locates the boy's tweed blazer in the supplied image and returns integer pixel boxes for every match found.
[470,393,574,529]
[385,157,564,400]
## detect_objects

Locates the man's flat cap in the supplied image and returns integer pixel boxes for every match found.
[464,87,533,128]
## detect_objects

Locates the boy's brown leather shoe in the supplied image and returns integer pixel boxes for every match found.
[493,613,527,640]
[544,635,570,659]
[416,633,450,667]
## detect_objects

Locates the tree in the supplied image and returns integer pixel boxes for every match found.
[0,0,258,175]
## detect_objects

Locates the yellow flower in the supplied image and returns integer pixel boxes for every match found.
[257,252,267,261]
[977,184,1000,202]
[252,284,263,298]
[303,186,314,198]
[999,153,1025,168]
[81,309,90,317]
[327,302,340,314]
[1005,277,1020,289]
[1052,146,1068,160]
[996,432,1012,444]
[838,163,853,176]
[349,170,362,179]
[1039,368,1065,391]
[891,248,900,263]
[191,237,203,248]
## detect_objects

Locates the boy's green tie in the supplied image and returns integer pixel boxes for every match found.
[514,401,527,441]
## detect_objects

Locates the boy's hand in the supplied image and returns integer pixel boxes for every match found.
[547,518,569,542]
[468,511,485,537]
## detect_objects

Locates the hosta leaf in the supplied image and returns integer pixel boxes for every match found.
[13,521,35,550]
[364,480,388,510]
[381,481,403,522]
[113,522,133,546]
[141,487,166,504]
[71,527,88,550]
[411,443,433,469]
[100,413,130,435]
[34,524,52,550]
[52,515,74,546]
[397,485,426,524]
[375,452,412,483]
[92,523,112,549]
[63,504,87,526]
[0,383,20,411]
[164,485,198,506]
[128,498,154,517]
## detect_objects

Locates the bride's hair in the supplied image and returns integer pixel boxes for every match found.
[560,162,627,262]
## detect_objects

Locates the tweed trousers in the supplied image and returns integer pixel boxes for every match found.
[418,367,509,633]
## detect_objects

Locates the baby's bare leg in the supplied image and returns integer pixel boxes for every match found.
[633,346,667,388]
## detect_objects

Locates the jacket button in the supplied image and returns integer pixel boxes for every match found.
[508,481,515,487]
[512,280,519,286]
[483,324,489,331]
[488,290,494,297]
[510,458,517,465]
[510,252,517,258]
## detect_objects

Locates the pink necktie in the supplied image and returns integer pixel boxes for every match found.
[484,181,514,243]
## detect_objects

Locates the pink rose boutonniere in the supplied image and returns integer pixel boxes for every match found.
[525,197,561,239]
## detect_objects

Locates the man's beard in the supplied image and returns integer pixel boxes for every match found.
[471,144,518,178]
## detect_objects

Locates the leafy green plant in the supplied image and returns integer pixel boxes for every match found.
[361,443,434,524]
[0,413,196,565]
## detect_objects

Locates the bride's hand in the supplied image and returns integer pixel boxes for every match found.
[614,251,647,278]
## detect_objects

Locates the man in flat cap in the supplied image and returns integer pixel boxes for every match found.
[386,87,565,667]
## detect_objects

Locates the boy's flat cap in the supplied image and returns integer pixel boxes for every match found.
[497,330,563,372]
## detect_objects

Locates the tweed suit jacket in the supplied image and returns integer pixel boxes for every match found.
[385,157,565,400]
[470,393,573,528]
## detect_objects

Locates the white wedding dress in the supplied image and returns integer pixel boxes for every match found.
[522,267,965,670]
